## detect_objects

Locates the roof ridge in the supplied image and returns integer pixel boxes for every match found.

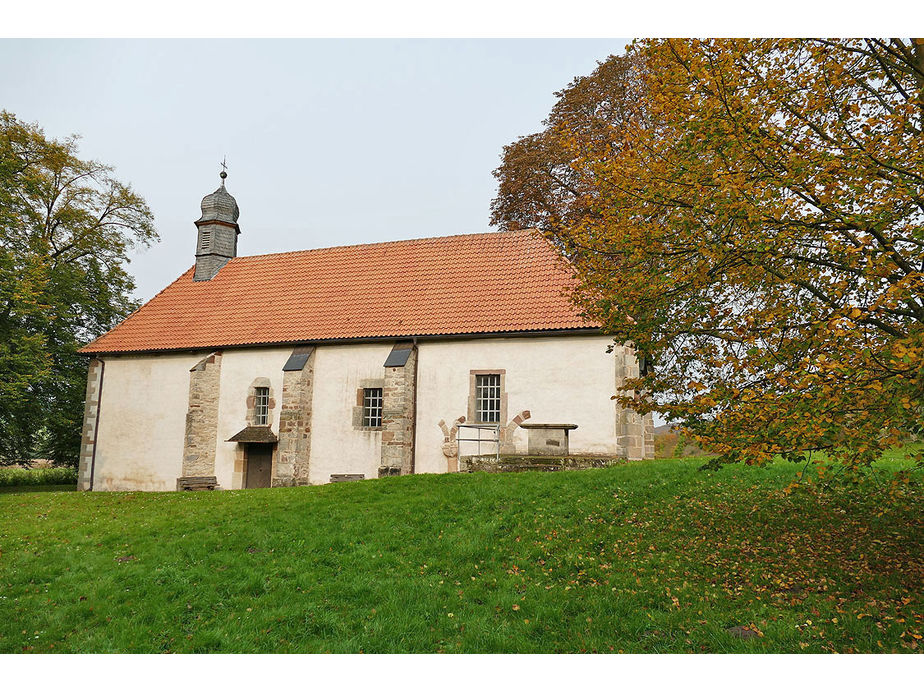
[230,228,537,262]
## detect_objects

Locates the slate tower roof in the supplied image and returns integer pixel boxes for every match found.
[197,178,240,225]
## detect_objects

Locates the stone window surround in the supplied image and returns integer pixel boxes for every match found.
[353,378,385,431]
[246,377,277,428]
[467,369,507,425]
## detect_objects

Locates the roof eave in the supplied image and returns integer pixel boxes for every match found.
[79,326,604,356]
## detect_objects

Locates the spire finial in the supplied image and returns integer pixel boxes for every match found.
[219,156,228,186]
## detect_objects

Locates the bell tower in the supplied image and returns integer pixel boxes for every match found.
[194,164,240,281]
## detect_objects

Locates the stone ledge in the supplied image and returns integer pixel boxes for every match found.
[518,423,579,430]
[459,455,627,474]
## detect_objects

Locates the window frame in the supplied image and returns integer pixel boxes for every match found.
[362,387,383,428]
[475,373,502,423]
[253,386,270,426]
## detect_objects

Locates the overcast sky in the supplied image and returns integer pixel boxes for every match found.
[1,39,627,301]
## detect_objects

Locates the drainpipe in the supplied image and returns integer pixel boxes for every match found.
[88,358,105,491]
[410,338,419,474]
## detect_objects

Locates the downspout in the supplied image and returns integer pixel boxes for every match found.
[88,357,105,491]
[410,338,419,474]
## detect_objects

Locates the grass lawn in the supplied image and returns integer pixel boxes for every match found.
[1,455,921,653]
[0,485,76,495]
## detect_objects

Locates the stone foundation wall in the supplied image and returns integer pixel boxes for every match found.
[379,346,417,477]
[76,358,104,491]
[275,352,315,486]
[182,351,222,477]
[460,454,626,473]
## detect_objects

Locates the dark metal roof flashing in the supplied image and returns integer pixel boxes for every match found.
[383,342,414,367]
[282,345,314,371]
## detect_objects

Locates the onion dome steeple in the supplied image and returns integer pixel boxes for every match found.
[193,161,240,281]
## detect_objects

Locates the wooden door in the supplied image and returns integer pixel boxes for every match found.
[245,444,274,488]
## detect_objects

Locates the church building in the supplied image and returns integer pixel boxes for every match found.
[76,173,654,491]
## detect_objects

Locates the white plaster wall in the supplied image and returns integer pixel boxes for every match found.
[414,335,621,474]
[93,352,203,491]
[92,335,630,491]
[213,347,291,488]
[307,342,393,484]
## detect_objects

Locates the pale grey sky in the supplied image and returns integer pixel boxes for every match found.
[1,39,627,301]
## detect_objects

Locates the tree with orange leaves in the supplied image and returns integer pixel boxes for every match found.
[493,39,924,467]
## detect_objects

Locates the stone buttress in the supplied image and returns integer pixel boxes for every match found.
[614,345,655,460]
[274,346,315,486]
[179,351,222,486]
[379,343,417,477]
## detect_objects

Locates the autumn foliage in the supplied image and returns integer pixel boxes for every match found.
[493,39,924,467]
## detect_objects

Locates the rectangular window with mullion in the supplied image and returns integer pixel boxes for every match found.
[475,374,501,423]
[363,387,383,427]
[254,387,269,426]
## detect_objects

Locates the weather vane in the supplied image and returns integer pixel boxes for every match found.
[220,156,228,182]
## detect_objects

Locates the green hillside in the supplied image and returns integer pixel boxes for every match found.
[1,456,921,653]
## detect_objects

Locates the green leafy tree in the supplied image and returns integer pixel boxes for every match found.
[0,111,156,465]
[493,39,924,467]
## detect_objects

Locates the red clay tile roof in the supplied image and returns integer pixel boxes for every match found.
[80,229,598,354]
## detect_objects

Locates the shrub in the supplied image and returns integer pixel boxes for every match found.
[0,467,77,487]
